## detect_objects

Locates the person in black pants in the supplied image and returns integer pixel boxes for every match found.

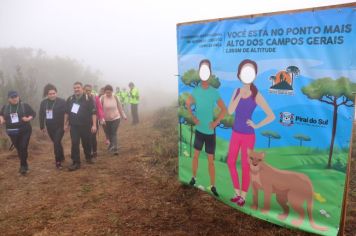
[0,91,36,175]
[39,84,66,169]
[84,84,104,159]
[64,82,97,171]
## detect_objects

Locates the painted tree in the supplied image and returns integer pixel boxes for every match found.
[212,107,234,129]
[178,92,195,157]
[261,130,281,148]
[181,69,220,88]
[178,106,195,157]
[293,134,311,146]
[302,77,355,168]
[286,66,300,87]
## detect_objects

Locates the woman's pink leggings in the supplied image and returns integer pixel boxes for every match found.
[227,131,255,192]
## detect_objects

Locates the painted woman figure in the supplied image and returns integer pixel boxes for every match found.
[227,59,275,207]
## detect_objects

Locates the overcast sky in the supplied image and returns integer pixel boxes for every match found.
[0,0,353,97]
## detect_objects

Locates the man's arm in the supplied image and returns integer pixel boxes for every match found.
[210,98,227,129]
[186,95,199,125]
[91,114,97,133]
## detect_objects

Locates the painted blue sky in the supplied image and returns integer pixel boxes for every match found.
[177,6,355,149]
[177,7,356,81]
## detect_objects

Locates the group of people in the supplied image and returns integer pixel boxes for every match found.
[0,82,140,175]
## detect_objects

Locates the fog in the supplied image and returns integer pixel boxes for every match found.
[0,0,352,110]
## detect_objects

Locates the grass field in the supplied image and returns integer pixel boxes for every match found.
[178,125,348,236]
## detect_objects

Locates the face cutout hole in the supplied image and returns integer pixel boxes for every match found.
[239,63,256,84]
[199,64,211,81]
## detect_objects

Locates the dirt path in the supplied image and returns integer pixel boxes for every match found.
[0,112,354,236]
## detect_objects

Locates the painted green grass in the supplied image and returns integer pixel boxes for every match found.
[178,125,348,236]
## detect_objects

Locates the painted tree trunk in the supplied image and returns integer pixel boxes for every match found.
[268,137,271,148]
[190,125,193,158]
[327,100,338,168]
[179,123,182,155]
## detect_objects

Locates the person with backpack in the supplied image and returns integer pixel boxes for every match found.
[84,84,104,159]
[0,91,36,175]
[101,85,127,155]
[39,84,66,169]
[64,82,97,171]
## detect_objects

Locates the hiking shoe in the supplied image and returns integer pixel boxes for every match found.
[236,196,246,206]
[210,186,219,197]
[19,166,27,175]
[86,159,94,164]
[113,151,119,156]
[55,162,63,170]
[68,163,80,171]
[189,177,196,186]
[231,195,242,203]
[105,139,110,146]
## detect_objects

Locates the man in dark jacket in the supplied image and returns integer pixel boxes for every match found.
[64,82,97,171]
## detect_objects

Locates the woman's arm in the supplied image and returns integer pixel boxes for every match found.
[95,96,105,121]
[228,89,241,115]
[248,93,275,129]
[22,103,36,122]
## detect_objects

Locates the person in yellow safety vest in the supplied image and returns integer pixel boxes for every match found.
[121,88,129,105]
[115,87,128,113]
[115,87,121,98]
[129,82,139,125]
[92,85,99,96]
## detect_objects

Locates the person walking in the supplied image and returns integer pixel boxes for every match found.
[64,82,97,171]
[0,91,36,175]
[39,84,66,169]
[128,82,139,125]
[84,84,104,159]
[101,85,127,155]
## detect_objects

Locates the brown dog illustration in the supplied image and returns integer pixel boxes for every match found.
[248,149,328,231]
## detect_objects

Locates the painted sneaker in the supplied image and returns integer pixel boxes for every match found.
[189,177,196,186]
[237,196,246,207]
[210,186,219,197]
[230,195,242,203]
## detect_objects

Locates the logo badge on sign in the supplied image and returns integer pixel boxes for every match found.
[280,112,294,126]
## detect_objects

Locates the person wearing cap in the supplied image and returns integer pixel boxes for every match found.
[39,84,66,169]
[64,82,97,171]
[128,82,139,125]
[0,91,36,175]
